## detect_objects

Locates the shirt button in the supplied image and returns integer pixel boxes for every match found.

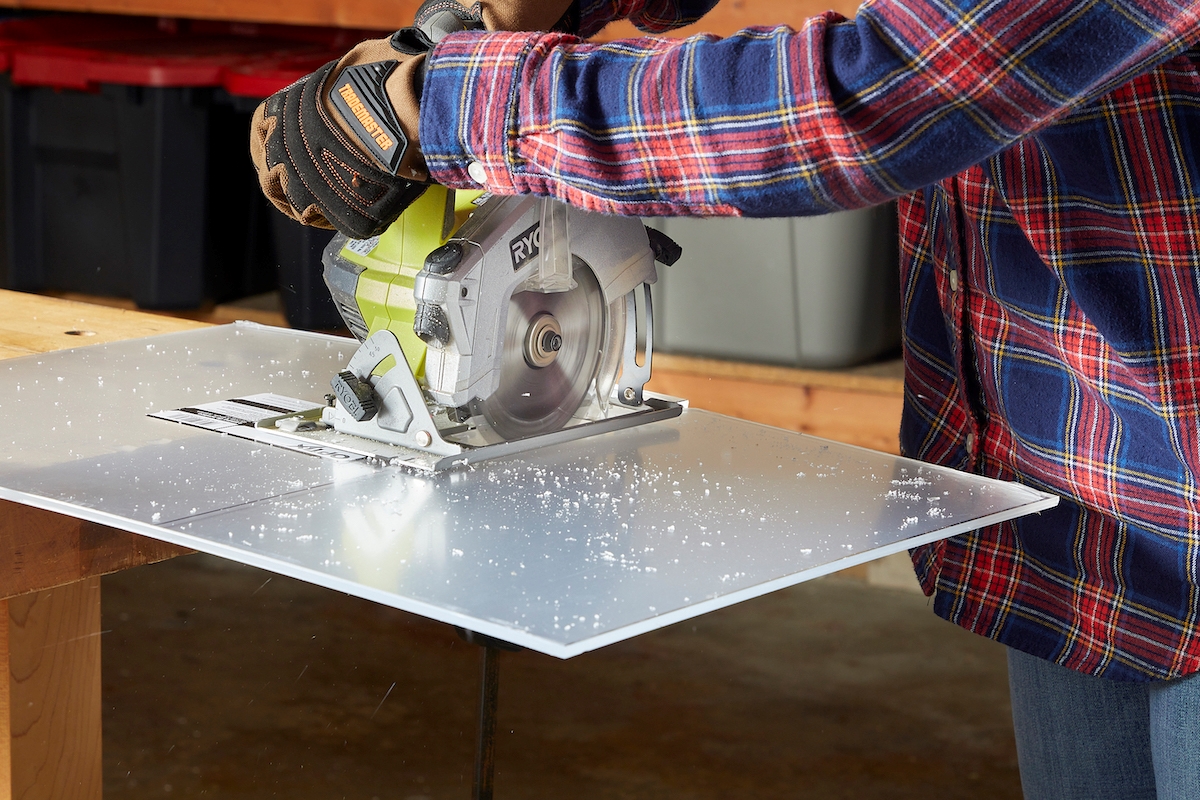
[467,161,487,185]
[965,432,976,453]
[949,269,960,293]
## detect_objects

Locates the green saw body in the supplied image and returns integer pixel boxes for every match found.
[329,186,482,377]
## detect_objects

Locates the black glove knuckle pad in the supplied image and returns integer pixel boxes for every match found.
[266,60,425,239]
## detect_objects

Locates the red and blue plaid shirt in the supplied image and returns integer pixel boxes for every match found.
[420,0,1200,681]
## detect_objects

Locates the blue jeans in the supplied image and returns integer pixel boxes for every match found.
[1008,647,1200,799]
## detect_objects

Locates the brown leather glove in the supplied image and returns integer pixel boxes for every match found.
[250,28,434,239]
[415,0,578,37]
[250,1,576,237]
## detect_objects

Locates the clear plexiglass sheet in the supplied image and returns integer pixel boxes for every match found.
[0,323,1057,658]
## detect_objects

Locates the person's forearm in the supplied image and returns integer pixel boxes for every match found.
[420,0,1200,217]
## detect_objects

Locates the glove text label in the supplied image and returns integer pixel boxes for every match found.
[338,83,396,153]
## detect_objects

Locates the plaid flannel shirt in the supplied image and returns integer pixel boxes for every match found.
[420,0,1200,681]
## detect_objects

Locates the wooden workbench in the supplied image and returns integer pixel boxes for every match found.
[0,289,903,797]
[0,291,197,800]
[0,0,863,36]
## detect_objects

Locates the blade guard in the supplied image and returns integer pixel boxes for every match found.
[412,196,658,410]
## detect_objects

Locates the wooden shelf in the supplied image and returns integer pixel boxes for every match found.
[646,352,903,456]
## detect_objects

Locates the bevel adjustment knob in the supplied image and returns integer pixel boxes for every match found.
[331,370,378,421]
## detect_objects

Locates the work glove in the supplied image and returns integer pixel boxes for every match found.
[250,27,436,239]
[250,0,577,238]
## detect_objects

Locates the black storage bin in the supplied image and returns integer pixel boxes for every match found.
[0,15,372,318]
[270,215,341,330]
[203,98,278,305]
[0,80,275,307]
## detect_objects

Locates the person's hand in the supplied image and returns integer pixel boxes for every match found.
[415,0,578,38]
[250,0,576,238]
[250,28,435,239]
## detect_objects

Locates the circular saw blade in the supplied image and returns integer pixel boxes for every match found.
[474,257,606,440]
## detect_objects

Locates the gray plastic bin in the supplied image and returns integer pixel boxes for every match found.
[646,203,900,368]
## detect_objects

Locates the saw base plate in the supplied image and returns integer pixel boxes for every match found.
[271,395,684,471]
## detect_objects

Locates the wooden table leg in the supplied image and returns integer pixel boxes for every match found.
[1,600,10,798]
[1,578,103,800]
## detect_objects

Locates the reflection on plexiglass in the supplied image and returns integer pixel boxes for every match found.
[340,476,447,592]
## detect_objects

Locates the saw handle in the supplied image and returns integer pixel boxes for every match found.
[645,226,683,266]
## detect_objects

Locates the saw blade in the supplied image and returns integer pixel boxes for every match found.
[474,257,607,440]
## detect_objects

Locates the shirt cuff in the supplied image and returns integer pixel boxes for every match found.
[420,30,574,197]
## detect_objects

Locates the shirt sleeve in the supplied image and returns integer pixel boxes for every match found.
[576,0,722,38]
[419,0,1200,218]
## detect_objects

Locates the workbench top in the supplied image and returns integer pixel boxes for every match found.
[0,290,195,602]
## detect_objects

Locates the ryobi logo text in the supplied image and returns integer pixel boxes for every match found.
[337,83,395,153]
[510,222,541,271]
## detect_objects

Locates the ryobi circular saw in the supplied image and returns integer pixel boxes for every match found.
[312,186,683,470]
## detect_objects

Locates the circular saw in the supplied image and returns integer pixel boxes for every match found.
[315,186,683,469]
